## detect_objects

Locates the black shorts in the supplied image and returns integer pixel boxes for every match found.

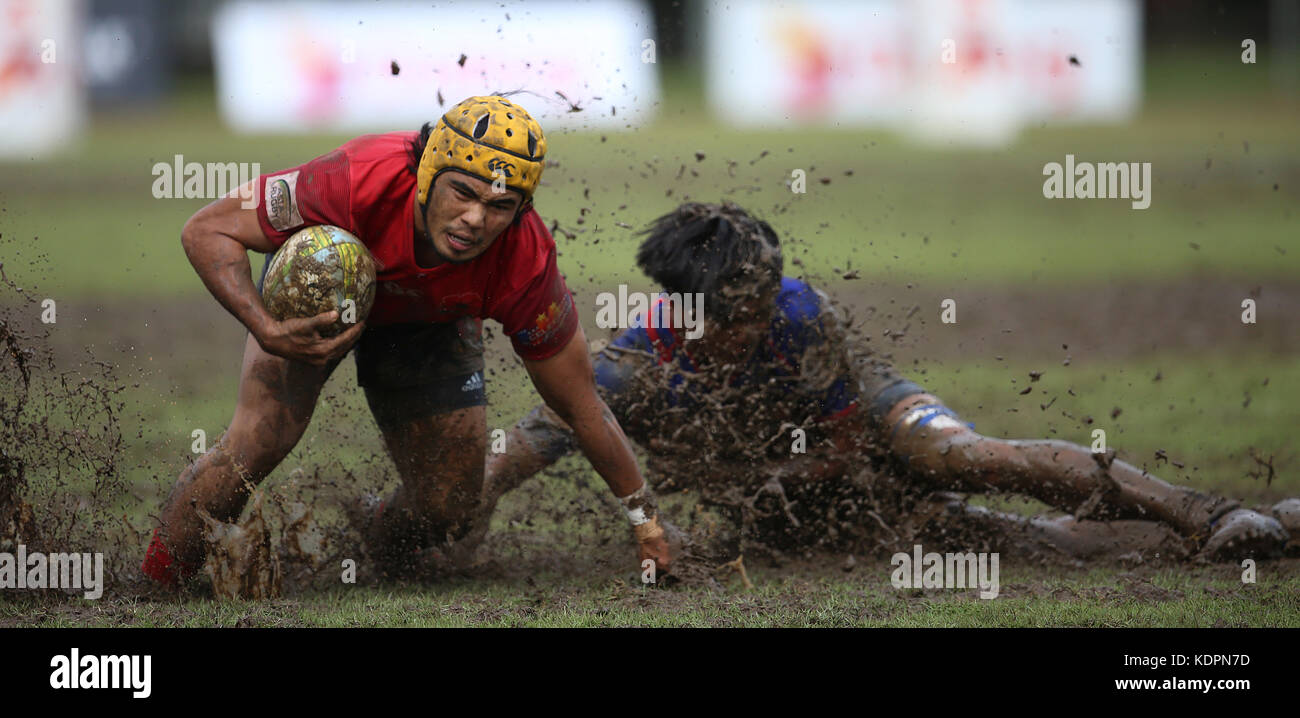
[256,254,486,427]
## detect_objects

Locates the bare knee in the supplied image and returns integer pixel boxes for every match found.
[396,433,485,505]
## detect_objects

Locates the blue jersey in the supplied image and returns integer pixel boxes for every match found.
[593,277,859,422]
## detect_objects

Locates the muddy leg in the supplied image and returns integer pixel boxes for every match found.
[473,404,577,541]
[917,494,1190,560]
[1027,515,1191,560]
[154,334,338,572]
[364,399,487,570]
[884,394,1235,538]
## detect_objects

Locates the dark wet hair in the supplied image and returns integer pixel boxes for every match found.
[635,201,783,321]
[406,121,436,177]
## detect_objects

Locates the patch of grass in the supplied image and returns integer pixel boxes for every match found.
[4,561,1297,628]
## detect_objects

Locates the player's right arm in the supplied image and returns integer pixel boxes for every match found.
[483,336,649,512]
[180,185,362,366]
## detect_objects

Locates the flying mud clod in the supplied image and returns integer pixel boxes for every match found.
[196,490,281,600]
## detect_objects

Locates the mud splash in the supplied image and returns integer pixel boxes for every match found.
[0,263,138,597]
[569,253,1202,581]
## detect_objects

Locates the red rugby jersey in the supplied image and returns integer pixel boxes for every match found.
[253,132,578,361]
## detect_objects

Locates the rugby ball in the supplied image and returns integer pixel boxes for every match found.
[261,225,377,337]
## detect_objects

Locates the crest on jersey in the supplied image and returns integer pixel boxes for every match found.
[514,294,574,348]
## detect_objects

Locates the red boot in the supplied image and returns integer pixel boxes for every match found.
[140,528,198,586]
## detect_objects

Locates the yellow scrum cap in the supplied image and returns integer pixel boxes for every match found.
[416,95,548,205]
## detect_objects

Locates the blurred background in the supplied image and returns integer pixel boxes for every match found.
[0,0,1296,517]
[2,1,1297,144]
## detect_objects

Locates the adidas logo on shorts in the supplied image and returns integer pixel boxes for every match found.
[461,372,483,392]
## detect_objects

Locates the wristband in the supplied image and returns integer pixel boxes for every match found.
[619,484,658,527]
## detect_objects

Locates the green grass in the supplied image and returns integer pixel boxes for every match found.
[1,50,1296,298]
[4,563,1297,627]
[916,352,1299,506]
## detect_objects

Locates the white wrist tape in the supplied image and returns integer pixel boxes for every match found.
[620,485,655,527]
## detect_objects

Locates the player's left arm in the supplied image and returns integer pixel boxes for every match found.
[523,326,675,573]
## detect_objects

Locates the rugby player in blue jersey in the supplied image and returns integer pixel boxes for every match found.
[478,202,1297,571]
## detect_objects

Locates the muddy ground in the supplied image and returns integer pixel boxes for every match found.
[3,274,1298,605]
[35,275,1300,370]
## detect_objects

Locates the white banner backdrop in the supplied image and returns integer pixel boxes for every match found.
[705,0,1141,145]
[212,0,659,134]
[0,0,84,158]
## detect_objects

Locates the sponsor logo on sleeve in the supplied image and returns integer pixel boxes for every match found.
[264,170,304,231]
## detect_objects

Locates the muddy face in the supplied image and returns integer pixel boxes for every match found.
[598,286,909,565]
[419,171,523,265]
[686,292,775,369]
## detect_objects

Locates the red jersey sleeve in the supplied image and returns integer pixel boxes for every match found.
[494,218,580,361]
[254,148,353,247]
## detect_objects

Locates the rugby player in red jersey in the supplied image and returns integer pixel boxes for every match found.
[141,96,673,587]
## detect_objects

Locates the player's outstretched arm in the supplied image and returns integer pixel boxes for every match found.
[522,324,675,573]
[181,184,362,365]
